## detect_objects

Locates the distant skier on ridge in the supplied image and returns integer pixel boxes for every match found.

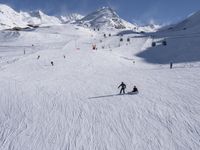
[118,82,126,94]
[170,61,173,69]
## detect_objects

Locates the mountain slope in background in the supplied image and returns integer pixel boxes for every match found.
[0,4,63,30]
[173,11,200,31]
[76,7,138,30]
[0,4,27,30]
[1,3,200,33]
[0,4,62,30]
[0,4,160,32]
[136,11,200,64]
[160,11,200,32]
[21,10,61,26]
[60,13,84,23]
[139,24,161,32]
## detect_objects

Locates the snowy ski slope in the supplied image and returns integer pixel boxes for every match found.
[0,23,200,150]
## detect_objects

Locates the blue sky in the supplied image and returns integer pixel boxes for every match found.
[1,0,200,25]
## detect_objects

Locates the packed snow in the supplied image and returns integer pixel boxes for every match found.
[0,4,200,150]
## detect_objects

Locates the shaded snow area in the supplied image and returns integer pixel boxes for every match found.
[0,23,200,150]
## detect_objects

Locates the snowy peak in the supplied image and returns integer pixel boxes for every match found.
[176,11,200,29]
[161,10,200,32]
[0,4,156,32]
[24,10,61,25]
[60,13,84,23]
[0,4,61,30]
[76,7,137,29]
[29,10,45,19]
[29,10,60,21]
[139,24,161,32]
[0,3,15,13]
[0,4,27,29]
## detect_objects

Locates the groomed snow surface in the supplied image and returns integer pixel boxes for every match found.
[0,24,200,150]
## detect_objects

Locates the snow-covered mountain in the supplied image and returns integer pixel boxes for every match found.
[0,4,27,30]
[0,4,160,32]
[60,13,84,23]
[160,11,200,32]
[0,4,61,30]
[76,7,137,30]
[174,11,200,30]
[21,10,61,26]
[139,24,161,32]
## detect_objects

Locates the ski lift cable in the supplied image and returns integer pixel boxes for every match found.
[156,32,200,39]
[131,31,200,39]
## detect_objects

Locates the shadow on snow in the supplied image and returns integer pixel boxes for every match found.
[89,92,138,99]
[88,94,122,99]
[136,35,200,64]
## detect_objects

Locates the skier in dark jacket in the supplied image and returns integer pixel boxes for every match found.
[132,86,138,93]
[170,62,173,69]
[118,82,126,94]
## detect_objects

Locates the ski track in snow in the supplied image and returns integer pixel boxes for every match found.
[0,24,200,150]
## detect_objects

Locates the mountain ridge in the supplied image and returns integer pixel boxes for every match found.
[75,7,137,30]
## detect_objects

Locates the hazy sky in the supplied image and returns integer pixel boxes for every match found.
[1,0,200,25]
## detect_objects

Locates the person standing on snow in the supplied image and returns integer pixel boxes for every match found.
[170,62,173,69]
[118,82,126,94]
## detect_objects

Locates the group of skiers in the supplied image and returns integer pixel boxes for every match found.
[118,82,138,95]
[117,62,174,95]
[37,55,67,66]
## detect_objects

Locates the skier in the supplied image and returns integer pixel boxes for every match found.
[132,86,138,93]
[170,62,173,69]
[118,82,126,94]
[92,45,96,50]
[51,61,54,66]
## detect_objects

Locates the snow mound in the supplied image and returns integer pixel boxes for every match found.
[76,7,137,30]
